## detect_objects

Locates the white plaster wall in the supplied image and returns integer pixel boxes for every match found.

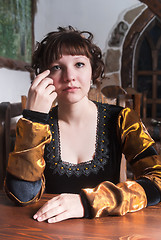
[0,0,140,103]
[35,0,141,51]
[0,68,30,103]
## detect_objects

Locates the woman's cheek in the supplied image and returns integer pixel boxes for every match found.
[53,84,61,95]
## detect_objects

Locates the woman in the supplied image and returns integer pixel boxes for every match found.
[5,26,161,223]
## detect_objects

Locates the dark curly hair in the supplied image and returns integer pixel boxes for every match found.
[31,26,104,84]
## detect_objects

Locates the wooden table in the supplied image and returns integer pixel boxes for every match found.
[0,191,161,240]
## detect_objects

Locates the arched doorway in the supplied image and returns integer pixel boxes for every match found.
[121,8,156,120]
[135,17,161,120]
[121,4,161,153]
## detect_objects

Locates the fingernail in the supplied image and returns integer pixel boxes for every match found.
[33,214,37,219]
[37,217,42,222]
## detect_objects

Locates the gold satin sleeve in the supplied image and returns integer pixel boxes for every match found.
[118,107,154,162]
[119,108,161,193]
[82,108,161,217]
[6,117,52,181]
[82,180,147,217]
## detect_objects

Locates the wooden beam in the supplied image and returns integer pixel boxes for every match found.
[140,0,161,19]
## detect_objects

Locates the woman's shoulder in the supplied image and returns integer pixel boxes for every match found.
[96,101,123,116]
[97,102,140,119]
[49,105,58,116]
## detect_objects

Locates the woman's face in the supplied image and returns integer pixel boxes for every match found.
[48,54,92,104]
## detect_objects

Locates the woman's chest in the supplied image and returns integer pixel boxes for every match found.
[44,103,122,184]
[58,121,97,164]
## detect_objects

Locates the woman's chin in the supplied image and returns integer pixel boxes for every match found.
[58,95,88,105]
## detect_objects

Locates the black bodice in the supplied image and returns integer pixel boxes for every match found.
[44,102,123,194]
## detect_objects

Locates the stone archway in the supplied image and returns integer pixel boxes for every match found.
[102,3,148,90]
[121,8,154,88]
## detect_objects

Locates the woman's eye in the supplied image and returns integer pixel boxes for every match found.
[50,65,61,72]
[76,62,85,68]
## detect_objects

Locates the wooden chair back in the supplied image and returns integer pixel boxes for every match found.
[116,93,142,117]
[0,102,22,189]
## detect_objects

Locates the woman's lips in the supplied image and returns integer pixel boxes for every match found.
[63,86,79,92]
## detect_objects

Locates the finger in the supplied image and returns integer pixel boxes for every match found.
[49,91,58,103]
[29,78,54,97]
[37,84,56,97]
[48,211,70,223]
[46,83,56,92]
[36,205,66,222]
[33,76,53,91]
[49,91,57,101]
[33,196,60,219]
[32,70,50,87]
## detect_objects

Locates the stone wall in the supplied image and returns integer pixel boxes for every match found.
[101,4,146,91]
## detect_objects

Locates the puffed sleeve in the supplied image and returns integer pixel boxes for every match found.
[4,117,52,204]
[81,108,161,218]
[118,108,161,190]
[119,107,155,161]
[7,117,52,181]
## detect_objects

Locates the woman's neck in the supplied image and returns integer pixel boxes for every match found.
[58,97,96,126]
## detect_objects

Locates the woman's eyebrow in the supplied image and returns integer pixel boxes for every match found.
[73,56,88,61]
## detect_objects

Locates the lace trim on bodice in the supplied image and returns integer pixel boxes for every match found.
[45,102,110,177]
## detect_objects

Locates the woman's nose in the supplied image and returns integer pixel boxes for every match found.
[63,67,75,82]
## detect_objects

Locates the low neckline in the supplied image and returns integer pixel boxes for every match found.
[46,101,110,177]
[57,102,99,166]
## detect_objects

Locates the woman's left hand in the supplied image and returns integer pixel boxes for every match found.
[33,194,84,223]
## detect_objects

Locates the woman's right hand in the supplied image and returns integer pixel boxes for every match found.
[26,70,57,113]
